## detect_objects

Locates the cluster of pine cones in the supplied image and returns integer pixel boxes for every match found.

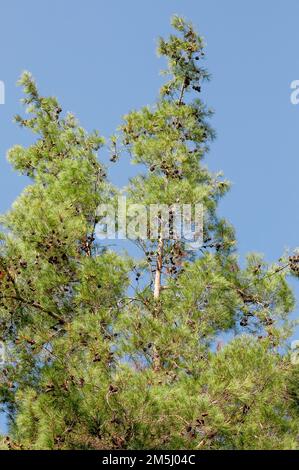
[289,254,299,274]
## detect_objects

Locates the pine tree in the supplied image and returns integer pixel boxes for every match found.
[0,72,130,449]
[0,16,298,450]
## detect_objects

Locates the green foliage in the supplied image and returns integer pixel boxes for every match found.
[0,17,298,450]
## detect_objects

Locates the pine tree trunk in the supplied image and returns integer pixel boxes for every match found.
[154,237,163,299]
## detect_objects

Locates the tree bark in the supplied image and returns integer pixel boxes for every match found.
[154,237,163,299]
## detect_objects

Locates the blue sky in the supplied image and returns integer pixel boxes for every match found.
[1,0,299,428]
